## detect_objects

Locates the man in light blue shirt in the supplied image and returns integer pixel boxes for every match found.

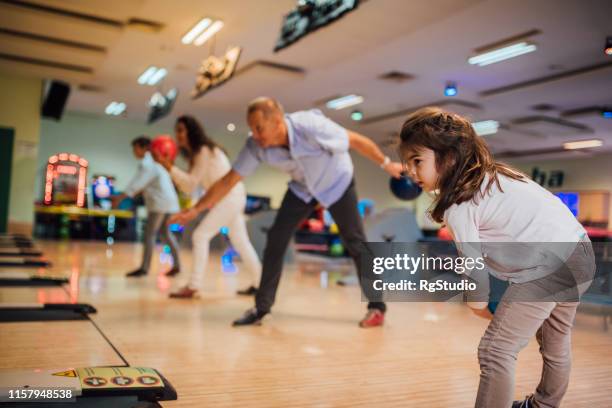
[170,98,403,327]
[113,136,181,278]
[232,108,355,207]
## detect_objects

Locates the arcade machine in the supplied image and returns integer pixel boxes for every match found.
[43,153,89,208]
[34,154,136,241]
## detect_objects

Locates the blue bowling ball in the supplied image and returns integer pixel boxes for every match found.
[389,174,422,201]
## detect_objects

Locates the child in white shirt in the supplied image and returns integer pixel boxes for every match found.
[399,107,595,408]
[113,136,180,277]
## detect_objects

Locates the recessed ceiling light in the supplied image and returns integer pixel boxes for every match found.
[326,94,364,110]
[182,18,212,45]
[105,101,126,116]
[468,42,537,66]
[472,120,499,136]
[563,139,602,150]
[444,82,457,97]
[194,20,224,46]
[227,123,236,132]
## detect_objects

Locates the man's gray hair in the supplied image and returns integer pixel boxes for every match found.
[247,97,284,118]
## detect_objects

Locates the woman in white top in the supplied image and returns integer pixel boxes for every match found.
[399,107,595,408]
[156,115,261,298]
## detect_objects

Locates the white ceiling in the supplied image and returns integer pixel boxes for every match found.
[0,0,611,159]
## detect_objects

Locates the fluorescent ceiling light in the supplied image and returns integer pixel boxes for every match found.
[147,68,167,85]
[182,18,212,44]
[105,101,126,116]
[472,120,499,136]
[326,94,364,110]
[105,102,118,115]
[194,20,224,46]
[114,102,126,115]
[468,42,537,66]
[563,139,603,150]
[138,66,167,86]
[138,66,157,85]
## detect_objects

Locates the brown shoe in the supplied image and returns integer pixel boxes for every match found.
[169,286,198,299]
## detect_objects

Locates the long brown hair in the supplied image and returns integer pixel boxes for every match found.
[176,115,222,154]
[399,107,525,223]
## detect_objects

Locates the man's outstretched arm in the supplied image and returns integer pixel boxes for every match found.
[347,130,403,178]
[168,169,243,225]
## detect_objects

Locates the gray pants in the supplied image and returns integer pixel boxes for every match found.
[476,239,596,408]
[141,212,180,273]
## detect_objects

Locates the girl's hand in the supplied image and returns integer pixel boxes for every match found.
[384,162,404,179]
[152,150,173,171]
[168,208,198,226]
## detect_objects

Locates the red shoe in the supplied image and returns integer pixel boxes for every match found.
[359,309,385,328]
[169,286,198,299]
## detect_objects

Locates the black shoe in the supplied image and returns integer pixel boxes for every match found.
[164,267,180,277]
[126,269,147,277]
[232,308,267,326]
[236,286,258,296]
[512,394,535,408]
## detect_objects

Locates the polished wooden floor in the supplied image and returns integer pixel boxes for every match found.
[2,240,612,407]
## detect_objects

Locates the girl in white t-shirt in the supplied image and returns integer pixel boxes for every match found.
[156,115,261,298]
[399,107,595,408]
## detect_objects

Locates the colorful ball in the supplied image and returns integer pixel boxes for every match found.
[329,241,344,257]
[308,219,325,233]
[151,135,178,161]
[437,227,453,241]
[390,174,422,201]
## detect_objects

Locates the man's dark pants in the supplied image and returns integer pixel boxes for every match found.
[255,180,386,314]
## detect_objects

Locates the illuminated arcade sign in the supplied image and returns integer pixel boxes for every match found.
[44,153,88,207]
[191,46,242,99]
[274,0,359,52]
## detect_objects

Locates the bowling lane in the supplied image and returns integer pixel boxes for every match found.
[0,287,125,369]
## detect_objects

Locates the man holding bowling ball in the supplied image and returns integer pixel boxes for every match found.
[169,98,404,327]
